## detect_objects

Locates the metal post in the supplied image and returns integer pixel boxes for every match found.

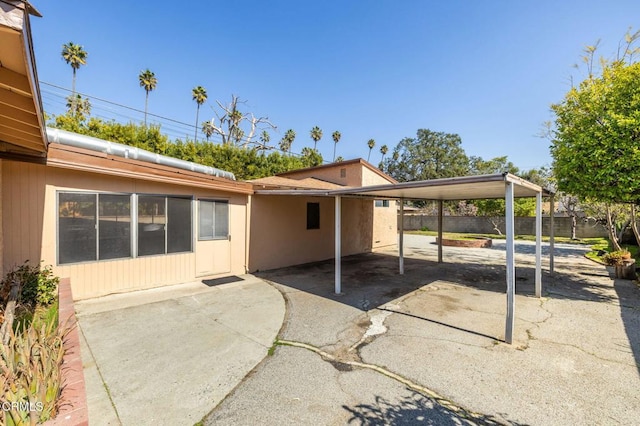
[335,196,341,294]
[535,192,542,298]
[399,198,404,275]
[438,200,444,263]
[505,182,515,344]
[549,193,555,273]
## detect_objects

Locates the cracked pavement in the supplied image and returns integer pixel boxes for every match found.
[204,235,640,425]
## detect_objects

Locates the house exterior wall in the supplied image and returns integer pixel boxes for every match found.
[2,160,248,299]
[248,195,373,272]
[279,162,364,187]
[361,167,398,249]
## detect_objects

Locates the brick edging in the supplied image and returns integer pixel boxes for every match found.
[44,278,89,425]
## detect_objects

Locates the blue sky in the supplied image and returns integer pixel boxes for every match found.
[31,1,640,171]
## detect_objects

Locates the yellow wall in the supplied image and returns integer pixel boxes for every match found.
[248,195,373,272]
[362,168,398,249]
[3,161,248,299]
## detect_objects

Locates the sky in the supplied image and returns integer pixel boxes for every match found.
[30,0,640,171]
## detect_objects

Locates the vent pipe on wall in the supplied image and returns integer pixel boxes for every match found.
[46,127,236,180]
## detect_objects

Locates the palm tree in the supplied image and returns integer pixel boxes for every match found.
[138,69,157,127]
[259,130,270,151]
[380,144,388,163]
[65,94,91,120]
[280,129,296,155]
[335,156,344,162]
[310,126,323,151]
[367,139,376,161]
[332,130,341,162]
[202,120,215,142]
[192,86,208,142]
[61,42,87,113]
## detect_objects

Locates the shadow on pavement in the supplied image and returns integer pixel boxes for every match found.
[613,278,640,375]
[342,390,527,426]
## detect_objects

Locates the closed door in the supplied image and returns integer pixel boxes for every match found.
[195,199,231,276]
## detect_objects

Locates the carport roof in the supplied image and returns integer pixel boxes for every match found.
[254,173,553,200]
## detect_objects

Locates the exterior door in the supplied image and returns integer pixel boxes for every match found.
[195,199,231,276]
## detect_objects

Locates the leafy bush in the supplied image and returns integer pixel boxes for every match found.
[1,262,59,308]
[0,320,68,424]
[602,250,632,266]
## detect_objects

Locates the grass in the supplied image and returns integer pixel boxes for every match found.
[585,239,639,264]
[407,230,606,246]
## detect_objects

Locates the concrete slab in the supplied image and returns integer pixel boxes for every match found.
[76,275,285,426]
[204,234,640,424]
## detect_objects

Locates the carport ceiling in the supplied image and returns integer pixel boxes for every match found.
[254,173,552,200]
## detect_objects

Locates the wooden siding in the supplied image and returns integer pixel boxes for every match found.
[3,160,248,300]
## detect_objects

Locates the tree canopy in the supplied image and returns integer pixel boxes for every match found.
[551,55,640,203]
[382,129,469,182]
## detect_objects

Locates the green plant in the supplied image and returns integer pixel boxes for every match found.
[1,262,59,308]
[0,320,69,424]
[602,250,632,266]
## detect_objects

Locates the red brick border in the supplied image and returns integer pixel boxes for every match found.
[436,237,493,248]
[44,278,89,425]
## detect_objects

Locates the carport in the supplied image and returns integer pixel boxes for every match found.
[255,172,555,343]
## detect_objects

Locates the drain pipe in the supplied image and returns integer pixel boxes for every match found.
[46,127,236,180]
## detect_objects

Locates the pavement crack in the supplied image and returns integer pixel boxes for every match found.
[276,339,509,425]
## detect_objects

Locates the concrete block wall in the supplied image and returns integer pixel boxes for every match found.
[399,214,608,239]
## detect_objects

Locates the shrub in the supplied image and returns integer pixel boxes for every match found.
[602,250,632,266]
[1,262,59,308]
[421,226,429,232]
[0,320,68,424]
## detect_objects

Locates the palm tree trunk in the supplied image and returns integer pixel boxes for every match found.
[333,143,337,162]
[194,105,200,142]
[71,68,77,117]
[367,149,372,162]
[144,91,149,127]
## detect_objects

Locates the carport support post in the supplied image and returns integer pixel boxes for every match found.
[535,192,542,298]
[549,193,555,273]
[335,196,342,294]
[505,182,515,344]
[438,200,444,263]
[399,198,404,275]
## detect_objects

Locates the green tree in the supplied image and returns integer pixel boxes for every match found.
[332,130,341,161]
[138,69,157,127]
[301,147,323,167]
[382,129,469,182]
[366,139,376,162]
[310,126,322,151]
[192,86,208,142]
[280,129,296,155]
[65,94,91,120]
[468,155,518,176]
[550,30,640,249]
[258,130,270,153]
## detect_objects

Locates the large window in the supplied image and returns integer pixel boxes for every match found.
[58,193,131,264]
[198,200,229,240]
[138,195,192,256]
[58,192,192,264]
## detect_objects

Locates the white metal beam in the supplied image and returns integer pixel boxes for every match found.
[505,182,515,344]
[399,198,404,275]
[335,196,342,294]
[549,194,555,273]
[438,200,444,263]
[535,192,542,297]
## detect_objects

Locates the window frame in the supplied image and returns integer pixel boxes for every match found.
[374,199,390,208]
[198,199,230,241]
[57,191,194,265]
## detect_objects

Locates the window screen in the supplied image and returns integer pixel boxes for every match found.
[307,202,320,229]
[58,193,97,264]
[167,197,192,253]
[375,199,389,207]
[138,195,166,256]
[98,194,131,260]
[198,200,229,240]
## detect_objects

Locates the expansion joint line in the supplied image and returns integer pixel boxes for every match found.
[276,339,506,424]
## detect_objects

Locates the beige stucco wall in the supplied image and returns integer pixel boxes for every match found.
[248,195,373,272]
[361,167,398,248]
[282,163,364,187]
[2,160,248,299]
